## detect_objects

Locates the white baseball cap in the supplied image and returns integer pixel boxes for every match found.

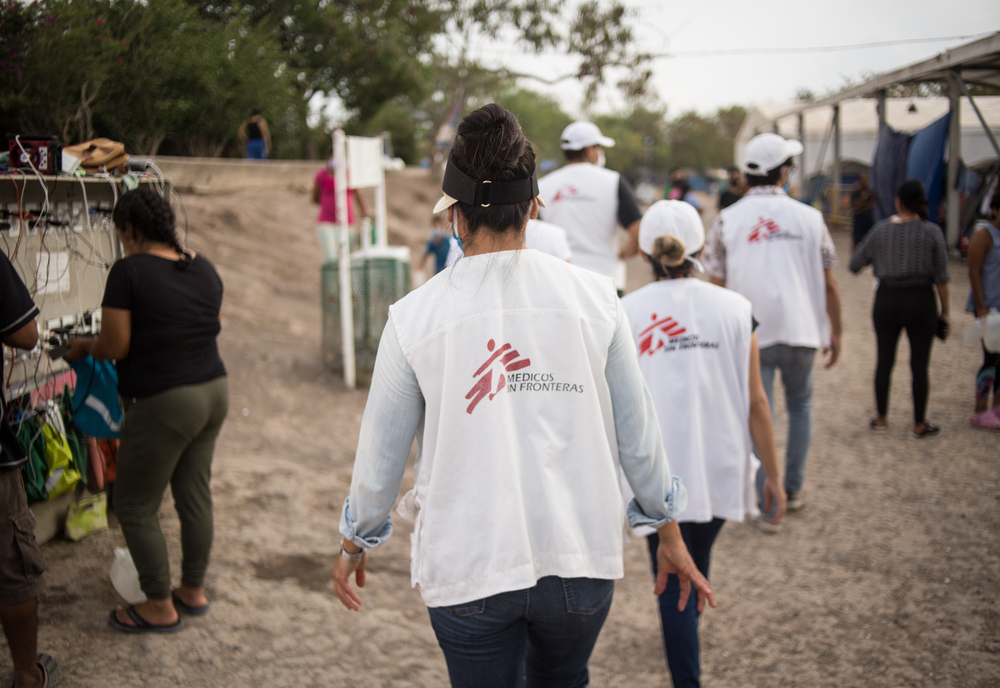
[560,121,615,150]
[638,201,705,266]
[743,133,803,175]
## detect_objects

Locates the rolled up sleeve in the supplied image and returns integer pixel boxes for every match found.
[339,315,424,549]
[605,300,687,529]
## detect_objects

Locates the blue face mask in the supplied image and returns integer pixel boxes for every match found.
[783,181,791,194]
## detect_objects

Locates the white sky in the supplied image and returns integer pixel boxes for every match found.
[472,0,999,119]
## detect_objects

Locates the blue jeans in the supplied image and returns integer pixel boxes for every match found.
[245,138,267,159]
[646,519,725,688]
[755,345,816,511]
[427,576,615,688]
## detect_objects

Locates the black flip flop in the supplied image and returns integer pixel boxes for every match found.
[108,605,184,634]
[172,592,210,616]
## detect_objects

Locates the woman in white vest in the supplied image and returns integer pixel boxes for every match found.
[331,105,714,687]
[621,200,786,688]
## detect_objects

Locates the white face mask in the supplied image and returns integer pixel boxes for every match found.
[596,150,606,168]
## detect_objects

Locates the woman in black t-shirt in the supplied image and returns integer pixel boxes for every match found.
[68,188,228,633]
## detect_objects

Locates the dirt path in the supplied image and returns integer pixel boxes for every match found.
[7,178,998,687]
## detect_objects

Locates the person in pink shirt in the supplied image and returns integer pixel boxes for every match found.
[313,160,371,260]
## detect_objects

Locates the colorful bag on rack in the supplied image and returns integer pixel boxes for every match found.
[68,357,122,439]
[40,422,81,499]
[59,386,88,487]
[15,416,49,504]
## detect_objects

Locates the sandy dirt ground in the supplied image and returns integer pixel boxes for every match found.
[4,170,998,687]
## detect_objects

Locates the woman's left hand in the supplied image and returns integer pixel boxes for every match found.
[64,338,95,361]
[332,552,368,611]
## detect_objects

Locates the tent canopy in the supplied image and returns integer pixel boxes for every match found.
[736,97,1000,171]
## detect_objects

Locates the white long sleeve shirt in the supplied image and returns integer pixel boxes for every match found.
[340,249,686,607]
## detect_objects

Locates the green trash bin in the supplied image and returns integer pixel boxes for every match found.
[322,246,411,385]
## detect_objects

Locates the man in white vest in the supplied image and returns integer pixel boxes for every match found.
[702,133,843,521]
[538,121,643,293]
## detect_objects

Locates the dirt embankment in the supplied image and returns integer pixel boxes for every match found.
[6,169,998,687]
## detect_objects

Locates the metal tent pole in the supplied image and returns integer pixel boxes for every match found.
[798,112,806,196]
[832,104,842,226]
[946,70,962,248]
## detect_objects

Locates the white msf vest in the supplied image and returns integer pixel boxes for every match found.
[718,193,829,349]
[621,279,759,525]
[391,250,626,607]
[538,163,621,279]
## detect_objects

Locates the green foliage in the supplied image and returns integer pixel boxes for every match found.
[665,106,748,171]
[495,89,573,163]
[594,107,670,183]
[346,97,421,165]
[3,0,299,156]
[0,0,659,160]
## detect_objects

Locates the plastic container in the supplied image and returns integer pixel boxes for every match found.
[966,312,1000,353]
[110,547,146,604]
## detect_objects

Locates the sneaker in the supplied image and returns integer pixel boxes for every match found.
[786,489,806,511]
[970,410,1000,430]
[753,515,782,534]
[869,418,887,433]
[909,422,941,440]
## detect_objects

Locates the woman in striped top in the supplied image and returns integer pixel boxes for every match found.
[849,179,950,439]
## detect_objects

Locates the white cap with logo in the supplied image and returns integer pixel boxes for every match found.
[560,121,615,151]
[638,200,705,264]
[743,133,803,175]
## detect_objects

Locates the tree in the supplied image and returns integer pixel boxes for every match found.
[2,0,300,156]
[594,107,670,184]
[495,89,573,164]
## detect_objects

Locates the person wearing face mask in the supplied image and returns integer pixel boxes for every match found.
[332,104,714,686]
[702,133,843,524]
[538,121,643,294]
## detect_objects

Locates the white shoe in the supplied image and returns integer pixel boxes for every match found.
[753,515,782,533]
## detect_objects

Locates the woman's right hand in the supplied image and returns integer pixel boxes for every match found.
[762,476,787,526]
[654,521,716,612]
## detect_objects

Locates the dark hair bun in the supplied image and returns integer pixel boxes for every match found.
[451,104,533,183]
[897,178,930,221]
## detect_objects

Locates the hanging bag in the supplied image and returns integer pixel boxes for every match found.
[39,403,81,499]
[16,416,49,504]
[67,356,123,439]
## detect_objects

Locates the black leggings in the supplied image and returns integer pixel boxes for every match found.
[873,285,938,424]
[977,343,1000,401]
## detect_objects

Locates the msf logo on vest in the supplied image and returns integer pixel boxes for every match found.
[465,339,531,414]
[747,216,802,244]
[638,314,687,356]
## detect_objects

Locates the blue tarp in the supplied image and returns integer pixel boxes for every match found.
[905,112,951,224]
[871,125,912,222]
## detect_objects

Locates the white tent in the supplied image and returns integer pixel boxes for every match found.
[736,97,1000,174]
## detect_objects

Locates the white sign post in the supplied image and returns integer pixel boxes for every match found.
[333,130,397,388]
[333,128,356,390]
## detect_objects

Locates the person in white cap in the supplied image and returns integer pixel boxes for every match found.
[537,121,643,292]
[621,200,785,688]
[332,105,714,686]
[702,133,842,521]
